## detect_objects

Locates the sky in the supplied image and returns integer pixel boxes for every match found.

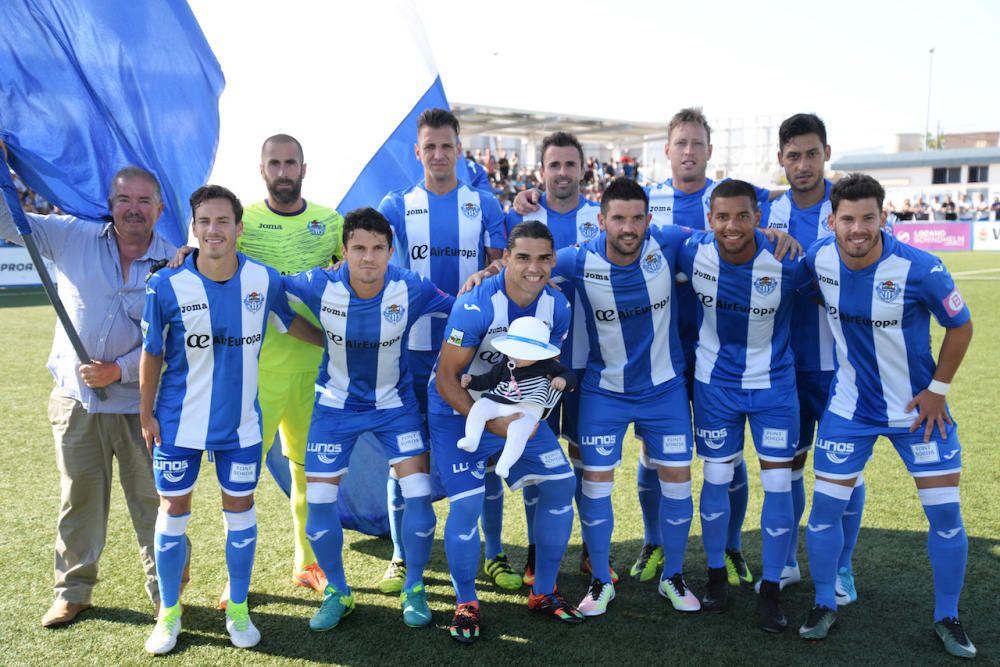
[190,0,999,204]
[417,0,999,153]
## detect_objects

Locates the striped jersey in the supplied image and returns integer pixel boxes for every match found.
[282,264,454,411]
[677,230,805,390]
[239,199,344,373]
[427,272,571,415]
[760,181,835,371]
[142,252,295,450]
[553,225,690,397]
[646,177,769,363]
[378,181,506,352]
[806,231,971,426]
[467,356,577,415]
[504,193,600,369]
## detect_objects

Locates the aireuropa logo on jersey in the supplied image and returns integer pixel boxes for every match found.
[816,438,855,464]
[154,459,189,483]
[410,245,478,261]
[594,298,669,322]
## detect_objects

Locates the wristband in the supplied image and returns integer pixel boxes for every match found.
[927,379,950,396]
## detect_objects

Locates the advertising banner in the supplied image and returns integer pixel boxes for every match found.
[973,222,1000,250]
[893,223,971,251]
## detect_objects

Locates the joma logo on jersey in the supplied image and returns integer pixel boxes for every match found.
[581,435,616,456]
[461,202,481,219]
[875,279,901,303]
[406,208,428,216]
[383,303,405,323]
[649,205,671,213]
[486,326,507,336]
[694,268,717,282]
[243,292,264,312]
[578,221,599,240]
[754,276,777,296]
[584,270,609,281]
[696,427,728,449]
[180,302,208,313]
[641,252,663,274]
[307,220,326,236]
[816,438,855,464]
[818,274,839,287]
[259,223,282,230]
[321,305,346,317]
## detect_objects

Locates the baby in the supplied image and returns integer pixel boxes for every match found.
[457,316,577,478]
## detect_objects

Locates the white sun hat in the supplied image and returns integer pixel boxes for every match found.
[491,316,561,361]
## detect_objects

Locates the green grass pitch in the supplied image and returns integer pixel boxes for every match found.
[1,252,997,665]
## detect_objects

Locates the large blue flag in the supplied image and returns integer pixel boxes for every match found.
[0,0,224,246]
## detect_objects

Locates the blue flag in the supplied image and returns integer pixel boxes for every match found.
[0,0,224,246]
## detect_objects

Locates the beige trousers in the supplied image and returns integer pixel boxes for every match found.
[47,387,159,606]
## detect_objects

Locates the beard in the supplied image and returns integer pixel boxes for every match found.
[268,177,302,205]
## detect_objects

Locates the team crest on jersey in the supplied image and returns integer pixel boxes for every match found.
[306,219,326,236]
[578,220,599,240]
[471,460,487,480]
[640,252,663,274]
[243,291,264,312]
[753,276,778,296]
[461,202,481,219]
[875,279,901,303]
[383,303,406,323]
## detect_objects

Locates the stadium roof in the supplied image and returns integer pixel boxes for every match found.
[451,102,667,146]
[831,147,1000,171]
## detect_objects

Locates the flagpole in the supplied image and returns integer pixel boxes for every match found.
[0,164,108,401]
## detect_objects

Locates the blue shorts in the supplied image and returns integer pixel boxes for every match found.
[407,349,437,417]
[429,412,573,500]
[796,370,834,454]
[577,380,693,471]
[153,442,262,497]
[693,381,799,463]
[545,369,584,446]
[306,404,427,478]
[814,411,962,480]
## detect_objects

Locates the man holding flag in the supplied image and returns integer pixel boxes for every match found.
[0,166,175,627]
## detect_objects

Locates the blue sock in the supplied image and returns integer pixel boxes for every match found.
[659,480,693,577]
[399,473,436,589]
[726,458,749,551]
[522,484,539,545]
[154,511,189,609]
[637,458,661,546]
[387,475,406,561]
[306,484,348,593]
[838,478,865,570]
[481,470,504,560]
[920,488,967,621]
[444,494,483,604]
[788,467,806,568]
[531,476,575,595]
[759,469,794,584]
[805,481,851,609]
[578,480,614,583]
[699,481,730,569]
[224,507,258,605]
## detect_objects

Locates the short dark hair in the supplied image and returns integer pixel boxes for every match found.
[190,184,243,223]
[778,113,827,150]
[506,220,554,252]
[416,108,460,138]
[830,173,885,213]
[262,133,304,162]
[600,177,648,215]
[342,207,393,246]
[668,107,712,144]
[540,131,584,166]
[110,166,161,203]
[710,179,759,212]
